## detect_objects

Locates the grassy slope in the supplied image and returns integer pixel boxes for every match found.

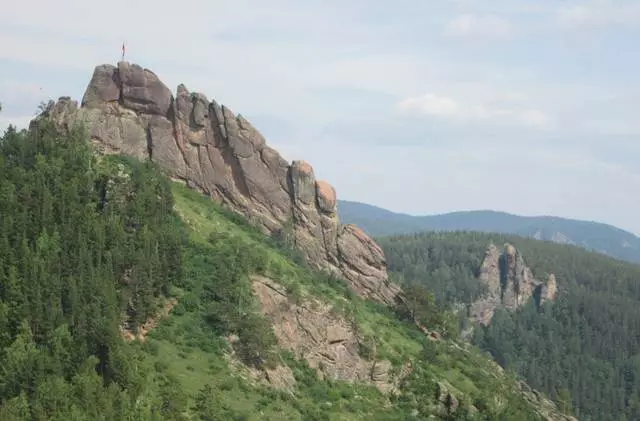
[133,182,564,420]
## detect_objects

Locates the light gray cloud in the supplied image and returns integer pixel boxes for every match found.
[396,92,551,128]
[556,1,640,29]
[444,14,512,39]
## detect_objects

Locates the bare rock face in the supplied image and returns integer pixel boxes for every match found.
[81,64,120,107]
[501,243,537,308]
[518,381,578,421]
[540,274,557,305]
[118,62,173,115]
[37,61,400,306]
[437,382,460,415]
[471,243,558,325]
[251,276,406,394]
[338,225,402,304]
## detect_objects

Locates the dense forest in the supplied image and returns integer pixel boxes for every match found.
[379,231,640,421]
[0,121,189,419]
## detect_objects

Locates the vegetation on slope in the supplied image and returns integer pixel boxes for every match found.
[338,199,640,264]
[0,122,566,420]
[0,122,185,420]
[164,182,554,420]
[379,230,640,421]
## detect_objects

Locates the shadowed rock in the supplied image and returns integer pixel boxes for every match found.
[37,61,401,306]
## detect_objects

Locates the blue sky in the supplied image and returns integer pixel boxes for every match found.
[1,0,640,234]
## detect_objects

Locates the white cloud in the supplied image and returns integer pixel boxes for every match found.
[556,1,640,28]
[445,14,511,39]
[397,93,460,117]
[396,93,551,128]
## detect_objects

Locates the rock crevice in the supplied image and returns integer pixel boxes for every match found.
[38,61,400,305]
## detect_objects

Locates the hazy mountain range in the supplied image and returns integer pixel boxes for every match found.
[338,200,640,265]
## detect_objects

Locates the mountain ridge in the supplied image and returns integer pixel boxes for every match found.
[338,200,640,264]
[35,61,401,306]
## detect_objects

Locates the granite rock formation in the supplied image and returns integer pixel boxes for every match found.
[36,62,401,305]
[470,243,557,325]
[251,276,411,394]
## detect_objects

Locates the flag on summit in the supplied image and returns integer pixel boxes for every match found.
[121,42,126,61]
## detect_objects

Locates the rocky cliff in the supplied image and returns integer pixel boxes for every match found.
[471,243,557,325]
[36,61,401,305]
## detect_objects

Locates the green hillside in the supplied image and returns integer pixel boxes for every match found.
[378,231,640,421]
[338,200,640,264]
[0,122,574,420]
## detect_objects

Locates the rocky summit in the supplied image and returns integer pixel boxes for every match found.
[470,243,557,325]
[37,61,401,305]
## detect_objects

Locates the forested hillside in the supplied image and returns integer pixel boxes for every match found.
[379,231,640,421]
[0,121,575,420]
[338,200,640,264]
[0,122,187,419]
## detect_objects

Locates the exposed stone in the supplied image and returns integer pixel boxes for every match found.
[437,382,459,414]
[120,298,178,343]
[500,243,537,308]
[337,225,402,305]
[370,359,392,384]
[517,380,578,421]
[81,64,120,108]
[540,274,558,305]
[252,276,407,394]
[316,181,337,214]
[35,61,400,306]
[263,365,296,391]
[117,62,173,116]
[478,244,502,296]
[471,243,558,325]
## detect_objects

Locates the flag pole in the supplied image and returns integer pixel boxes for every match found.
[121,42,126,62]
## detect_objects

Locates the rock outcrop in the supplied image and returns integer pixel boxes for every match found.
[470,243,557,325]
[251,276,408,394]
[518,381,578,421]
[541,273,558,304]
[36,61,401,306]
[436,382,460,415]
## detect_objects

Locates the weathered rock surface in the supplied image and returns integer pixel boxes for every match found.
[471,243,558,325]
[541,273,558,304]
[36,61,401,306]
[518,381,578,421]
[437,382,460,414]
[251,276,407,394]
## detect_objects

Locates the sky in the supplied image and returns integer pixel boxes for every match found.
[1,0,640,234]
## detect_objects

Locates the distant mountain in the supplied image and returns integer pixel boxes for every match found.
[338,200,640,264]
